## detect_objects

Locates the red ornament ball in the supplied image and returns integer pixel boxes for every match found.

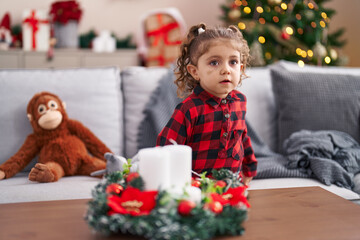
[126,172,140,182]
[106,183,123,195]
[205,201,223,214]
[281,32,290,40]
[215,180,227,188]
[191,179,201,188]
[178,200,196,216]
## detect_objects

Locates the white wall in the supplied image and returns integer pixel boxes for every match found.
[1,0,359,66]
[324,0,360,67]
[0,0,224,38]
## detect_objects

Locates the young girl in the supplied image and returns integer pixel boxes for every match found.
[156,23,257,186]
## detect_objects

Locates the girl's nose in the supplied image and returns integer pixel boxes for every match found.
[221,65,231,75]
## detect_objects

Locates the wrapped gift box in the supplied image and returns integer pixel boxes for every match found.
[144,13,182,67]
[22,9,50,51]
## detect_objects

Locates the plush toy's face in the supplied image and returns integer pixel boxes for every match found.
[27,94,66,130]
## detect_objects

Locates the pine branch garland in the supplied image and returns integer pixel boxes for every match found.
[85,169,249,240]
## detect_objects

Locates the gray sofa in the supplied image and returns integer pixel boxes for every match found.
[1,60,359,204]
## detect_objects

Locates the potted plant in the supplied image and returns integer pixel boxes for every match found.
[49,0,82,48]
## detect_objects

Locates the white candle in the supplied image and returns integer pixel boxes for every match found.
[184,186,202,204]
[138,147,170,191]
[163,144,192,189]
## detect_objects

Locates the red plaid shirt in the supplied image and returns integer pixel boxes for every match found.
[156,85,257,177]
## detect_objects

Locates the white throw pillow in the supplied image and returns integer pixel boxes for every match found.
[121,66,170,158]
[239,67,277,151]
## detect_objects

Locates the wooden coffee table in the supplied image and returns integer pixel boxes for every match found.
[1,187,360,240]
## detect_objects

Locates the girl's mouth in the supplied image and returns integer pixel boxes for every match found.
[220,79,231,83]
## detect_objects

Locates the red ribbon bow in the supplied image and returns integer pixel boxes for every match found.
[146,14,182,47]
[23,10,49,50]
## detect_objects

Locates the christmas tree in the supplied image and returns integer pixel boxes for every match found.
[221,0,346,66]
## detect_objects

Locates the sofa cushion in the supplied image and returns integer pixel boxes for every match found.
[239,67,276,151]
[0,67,123,171]
[121,66,170,158]
[271,67,360,152]
[0,173,100,203]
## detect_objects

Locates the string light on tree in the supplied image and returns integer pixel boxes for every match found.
[324,56,331,64]
[307,50,314,58]
[258,36,266,44]
[234,0,242,6]
[285,26,294,35]
[308,2,315,9]
[238,22,246,30]
[320,20,326,28]
[296,48,302,55]
[256,6,264,13]
[298,60,305,67]
[280,3,288,10]
[244,7,251,14]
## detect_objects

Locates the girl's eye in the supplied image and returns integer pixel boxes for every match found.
[230,60,239,65]
[209,60,219,66]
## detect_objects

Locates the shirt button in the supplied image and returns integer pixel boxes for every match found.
[221,99,227,104]
[223,132,228,137]
[225,113,230,119]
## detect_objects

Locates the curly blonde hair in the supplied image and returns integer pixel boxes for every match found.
[175,23,250,98]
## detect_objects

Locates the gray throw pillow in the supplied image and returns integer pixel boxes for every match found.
[271,67,360,153]
[137,69,179,150]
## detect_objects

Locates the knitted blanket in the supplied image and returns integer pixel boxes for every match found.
[284,130,360,190]
[137,70,360,192]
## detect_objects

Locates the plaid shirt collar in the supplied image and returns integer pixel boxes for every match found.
[193,85,242,108]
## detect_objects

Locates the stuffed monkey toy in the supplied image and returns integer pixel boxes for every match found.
[0,92,111,183]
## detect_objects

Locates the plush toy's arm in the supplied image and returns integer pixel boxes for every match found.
[67,119,112,160]
[0,134,39,179]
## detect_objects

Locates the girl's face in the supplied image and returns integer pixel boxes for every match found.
[187,39,242,99]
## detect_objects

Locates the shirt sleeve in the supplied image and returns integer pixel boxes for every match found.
[156,103,191,146]
[241,126,257,177]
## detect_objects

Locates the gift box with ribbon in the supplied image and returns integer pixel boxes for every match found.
[137,8,187,67]
[22,9,50,51]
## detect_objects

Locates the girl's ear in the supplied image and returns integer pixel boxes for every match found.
[186,64,200,81]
